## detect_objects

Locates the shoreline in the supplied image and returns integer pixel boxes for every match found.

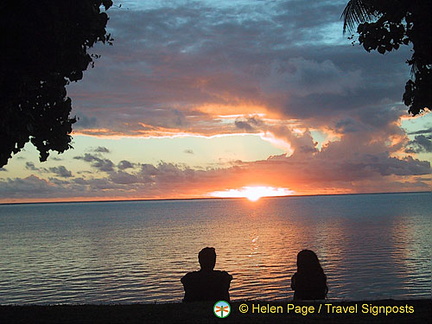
[1,299,430,323]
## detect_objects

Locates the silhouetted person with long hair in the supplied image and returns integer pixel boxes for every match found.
[181,247,232,302]
[291,249,328,300]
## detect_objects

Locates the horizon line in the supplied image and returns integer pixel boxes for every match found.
[0,190,430,206]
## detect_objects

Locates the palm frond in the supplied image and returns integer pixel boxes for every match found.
[341,0,376,33]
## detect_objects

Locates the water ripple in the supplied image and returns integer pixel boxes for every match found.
[1,193,431,304]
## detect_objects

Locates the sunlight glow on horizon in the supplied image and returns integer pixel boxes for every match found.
[210,186,295,201]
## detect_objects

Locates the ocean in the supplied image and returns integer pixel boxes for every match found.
[0,192,431,305]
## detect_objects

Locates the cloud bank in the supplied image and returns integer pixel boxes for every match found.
[0,0,430,202]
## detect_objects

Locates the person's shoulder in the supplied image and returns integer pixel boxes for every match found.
[181,271,200,283]
[214,270,233,280]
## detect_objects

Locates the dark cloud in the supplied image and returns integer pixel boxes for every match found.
[235,115,264,132]
[74,154,115,172]
[1,148,430,201]
[406,135,432,153]
[118,160,134,170]
[0,175,54,196]
[75,113,98,129]
[25,162,72,178]
[335,118,362,134]
[48,166,73,178]
[339,154,430,177]
[275,0,344,29]
[235,120,255,131]
[1,1,430,202]
[110,171,139,185]
[407,128,432,136]
[140,163,159,176]
[65,2,355,132]
[92,146,111,153]
[25,162,39,171]
[67,0,414,139]
[256,148,431,189]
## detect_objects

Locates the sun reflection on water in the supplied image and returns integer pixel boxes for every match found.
[210,186,294,201]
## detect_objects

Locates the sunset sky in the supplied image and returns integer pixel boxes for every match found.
[1,0,431,203]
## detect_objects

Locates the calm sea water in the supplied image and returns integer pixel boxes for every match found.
[0,192,431,305]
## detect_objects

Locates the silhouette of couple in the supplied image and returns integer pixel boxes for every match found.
[181,247,328,302]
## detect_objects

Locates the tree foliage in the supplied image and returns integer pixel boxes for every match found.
[0,0,113,167]
[342,0,431,116]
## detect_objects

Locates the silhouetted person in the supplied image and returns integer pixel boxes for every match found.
[181,247,232,302]
[291,249,328,300]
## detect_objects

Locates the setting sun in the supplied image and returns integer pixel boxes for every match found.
[210,186,294,201]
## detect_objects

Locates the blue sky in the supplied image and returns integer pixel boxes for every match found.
[1,0,431,203]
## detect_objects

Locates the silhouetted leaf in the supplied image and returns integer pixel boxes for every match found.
[342,0,431,116]
[0,0,112,167]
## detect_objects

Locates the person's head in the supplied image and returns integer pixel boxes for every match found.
[198,247,216,271]
[296,249,323,274]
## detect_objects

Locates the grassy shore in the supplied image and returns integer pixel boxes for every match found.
[1,299,430,323]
